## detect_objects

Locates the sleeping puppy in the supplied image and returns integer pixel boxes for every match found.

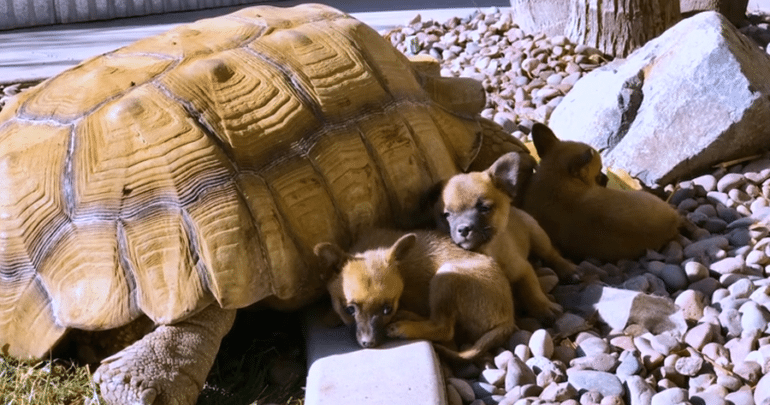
[438,152,578,321]
[522,123,681,262]
[314,229,515,362]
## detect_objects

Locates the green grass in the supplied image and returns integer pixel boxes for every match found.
[0,356,101,405]
[1,310,306,405]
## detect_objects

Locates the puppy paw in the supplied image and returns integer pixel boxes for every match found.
[530,300,563,322]
[386,321,409,339]
[555,262,582,284]
[386,321,424,339]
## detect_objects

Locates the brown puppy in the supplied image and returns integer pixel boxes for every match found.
[439,152,578,321]
[522,123,681,262]
[314,229,515,361]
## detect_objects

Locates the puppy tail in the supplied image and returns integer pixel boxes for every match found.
[433,323,516,362]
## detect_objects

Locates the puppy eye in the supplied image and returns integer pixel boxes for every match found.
[477,203,492,214]
[382,304,392,315]
[345,305,356,315]
[442,211,451,219]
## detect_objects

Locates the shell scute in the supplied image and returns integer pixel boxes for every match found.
[159,49,324,169]
[19,54,173,122]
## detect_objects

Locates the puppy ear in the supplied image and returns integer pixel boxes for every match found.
[314,242,349,275]
[568,148,596,179]
[486,151,537,201]
[390,233,417,262]
[531,123,559,157]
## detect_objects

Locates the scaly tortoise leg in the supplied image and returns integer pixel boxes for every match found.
[93,304,236,405]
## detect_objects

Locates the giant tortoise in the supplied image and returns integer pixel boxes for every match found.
[0,3,527,404]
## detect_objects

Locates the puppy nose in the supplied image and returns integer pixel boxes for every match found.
[458,225,471,237]
[360,339,375,348]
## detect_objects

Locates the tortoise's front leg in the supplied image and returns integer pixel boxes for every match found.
[93,304,236,405]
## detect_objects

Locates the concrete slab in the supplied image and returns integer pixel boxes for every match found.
[303,307,446,405]
[0,0,508,84]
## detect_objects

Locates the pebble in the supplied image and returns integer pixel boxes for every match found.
[651,387,688,405]
[529,329,554,358]
[675,289,707,321]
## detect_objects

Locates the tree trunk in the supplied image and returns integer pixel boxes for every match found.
[566,0,681,57]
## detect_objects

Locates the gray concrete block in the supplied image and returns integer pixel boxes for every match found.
[304,308,446,405]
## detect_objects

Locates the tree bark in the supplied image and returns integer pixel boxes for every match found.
[566,0,681,57]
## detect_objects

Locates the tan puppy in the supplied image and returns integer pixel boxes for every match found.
[522,123,681,262]
[438,152,578,321]
[314,229,515,361]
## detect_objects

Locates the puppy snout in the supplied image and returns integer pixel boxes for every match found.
[359,338,376,348]
[457,224,472,238]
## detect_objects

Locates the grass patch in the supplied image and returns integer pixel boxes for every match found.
[1,309,306,405]
[0,356,101,405]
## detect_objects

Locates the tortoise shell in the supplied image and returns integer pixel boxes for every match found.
[0,3,525,359]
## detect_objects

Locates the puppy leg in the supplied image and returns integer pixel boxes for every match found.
[511,257,562,321]
[387,265,459,343]
[386,314,455,342]
[527,219,580,283]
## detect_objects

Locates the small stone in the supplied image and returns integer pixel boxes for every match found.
[570,353,618,372]
[707,191,732,206]
[729,278,756,299]
[624,375,655,405]
[684,261,709,282]
[470,381,501,398]
[634,336,665,369]
[683,322,721,351]
[718,308,743,338]
[567,370,624,397]
[539,381,577,402]
[674,354,703,376]
[684,236,729,258]
[675,289,707,321]
[692,174,718,192]
[495,350,515,370]
[529,329,554,359]
[740,301,770,334]
[505,357,537,391]
[448,378,476,403]
[514,344,531,362]
[709,257,745,275]
[689,276,721,297]
[481,368,507,387]
[717,173,746,192]
[647,332,681,356]
[756,373,770,405]
[447,383,463,405]
[726,389,755,405]
[725,334,758,365]
[576,336,610,357]
[702,342,731,367]
[651,387,688,405]
[615,350,643,379]
[554,313,590,337]
[552,345,576,365]
[733,360,762,384]
[716,373,743,391]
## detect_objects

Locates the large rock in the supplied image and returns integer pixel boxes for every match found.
[549,11,770,188]
[554,284,688,337]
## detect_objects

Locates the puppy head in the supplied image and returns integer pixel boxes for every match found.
[531,123,608,187]
[440,170,511,251]
[313,234,414,348]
